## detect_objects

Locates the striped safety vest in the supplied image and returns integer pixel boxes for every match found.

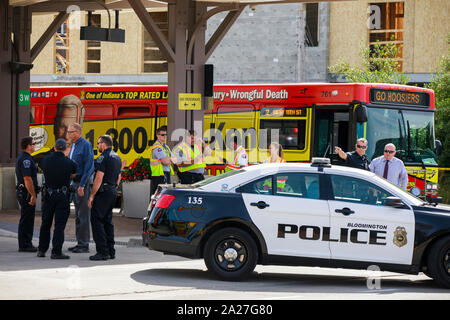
[264,157,286,164]
[226,146,247,171]
[150,141,174,177]
[175,142,206,173]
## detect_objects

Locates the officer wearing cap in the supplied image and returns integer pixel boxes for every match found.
[37,139,77,259]
[16,136,39,253]
[88,135,122,261]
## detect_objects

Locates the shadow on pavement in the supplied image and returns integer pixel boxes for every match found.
[130,267,448,295]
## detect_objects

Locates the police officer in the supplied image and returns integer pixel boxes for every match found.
[16,137,39,252]
[226,136,248,171]
[150,126,174,195]
[174,130,211,184]
[37,139,77,259]
[334,138,370,171]
[88,135,122,261]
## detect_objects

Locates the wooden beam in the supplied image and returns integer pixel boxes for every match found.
[30,11,68,62]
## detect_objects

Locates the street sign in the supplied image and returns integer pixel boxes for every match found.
[178,93,202,110]
[18,90,30,106]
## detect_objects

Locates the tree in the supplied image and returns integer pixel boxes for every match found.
[329,39,410,84]
[427,46,450,167]
[427,37,450,204]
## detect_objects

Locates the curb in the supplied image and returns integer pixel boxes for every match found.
[0,229,143,248]
[0,229,17,238]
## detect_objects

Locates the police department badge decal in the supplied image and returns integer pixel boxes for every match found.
[393,226,407,247]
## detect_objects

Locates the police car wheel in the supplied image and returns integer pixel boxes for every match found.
[426,235,450,288]
[204,227,258,281]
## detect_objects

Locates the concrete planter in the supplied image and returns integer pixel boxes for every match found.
[121,180,152,219]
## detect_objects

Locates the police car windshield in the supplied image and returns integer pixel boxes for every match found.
[371,174,425,206]
[192,170,246,188]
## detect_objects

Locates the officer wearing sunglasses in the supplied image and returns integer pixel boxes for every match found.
[334,138,370,171]
[369,143,408,189]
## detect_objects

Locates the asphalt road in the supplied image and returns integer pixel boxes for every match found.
[1,235,449,301]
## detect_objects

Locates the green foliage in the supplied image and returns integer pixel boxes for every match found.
[329,40,410,84]
[427,43,450,167]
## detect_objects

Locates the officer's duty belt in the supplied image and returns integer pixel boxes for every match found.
[47,186,69,193]
[98,183,116,193]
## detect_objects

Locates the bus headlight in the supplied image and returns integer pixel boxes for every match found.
[426,183,438,190]
[410,187,421,197]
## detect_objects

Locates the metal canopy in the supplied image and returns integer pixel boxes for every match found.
[10,0,350,11]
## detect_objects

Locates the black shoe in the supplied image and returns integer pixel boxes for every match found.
[72,247,89,253]
[109,254,115,260]
[68,245,79,252]
[89,253,110,261]
[37,251,46,258]
[19,246,38,253]
[51,253,70,259]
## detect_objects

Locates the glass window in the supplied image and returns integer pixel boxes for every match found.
[237,176,273,195]
[143,11,168,73]
[275,173,320,199]
[192,169,245,188]
[305,3,319,47]
[365,107,437,164]
[330,174,394,206]
[369,2,404,71]
[55,19,69,74]
[86,14,101,73]
[260,119,306,150]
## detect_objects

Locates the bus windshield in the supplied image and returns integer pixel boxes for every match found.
[365,107,437,165]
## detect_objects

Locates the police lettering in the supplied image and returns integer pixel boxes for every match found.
[277,224,386,245]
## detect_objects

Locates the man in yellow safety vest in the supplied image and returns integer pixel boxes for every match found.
[226,136,248,171]
[150,126,174,195]
[174,130,211,184]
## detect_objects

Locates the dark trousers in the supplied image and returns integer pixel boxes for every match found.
[72,182,91,249]
[90,188,117,256]
[178,171,204,184]
[17,191,36,249]
[38,192,70,254]
[150,172,171,196]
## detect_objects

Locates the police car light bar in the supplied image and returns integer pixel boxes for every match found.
[311,157,331,167]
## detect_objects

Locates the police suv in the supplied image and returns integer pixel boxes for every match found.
[143,159,450,288]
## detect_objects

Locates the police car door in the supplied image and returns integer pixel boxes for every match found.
[327,174,415,265]
[240,172,331,259]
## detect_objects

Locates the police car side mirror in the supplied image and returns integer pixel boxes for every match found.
[385,196,405,208]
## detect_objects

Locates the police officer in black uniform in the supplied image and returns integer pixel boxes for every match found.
[16,137,39,252]
[37,139,77,259]
[88,135,122,261]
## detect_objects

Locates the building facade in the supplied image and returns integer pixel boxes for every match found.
[30,0,449,86]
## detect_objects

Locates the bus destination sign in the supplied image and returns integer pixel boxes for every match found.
[370,88,430,107]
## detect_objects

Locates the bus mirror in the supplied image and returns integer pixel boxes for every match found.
[435,139,442,156]
[354,104,368,123]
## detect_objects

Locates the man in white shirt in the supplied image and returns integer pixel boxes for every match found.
[369,143,409,190]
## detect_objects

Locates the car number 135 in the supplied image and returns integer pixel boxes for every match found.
[188,196,203,205]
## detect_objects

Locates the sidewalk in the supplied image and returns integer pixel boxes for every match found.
[0,207,143,247]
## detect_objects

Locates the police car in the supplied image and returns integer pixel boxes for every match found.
[142,158,450,288]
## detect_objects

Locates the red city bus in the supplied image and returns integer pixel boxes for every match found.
[29,83,440,201]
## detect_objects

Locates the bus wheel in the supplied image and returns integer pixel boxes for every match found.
[204,227,258,281]
[426,235,450,288]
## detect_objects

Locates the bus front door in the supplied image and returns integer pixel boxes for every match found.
[313,109,350,164]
